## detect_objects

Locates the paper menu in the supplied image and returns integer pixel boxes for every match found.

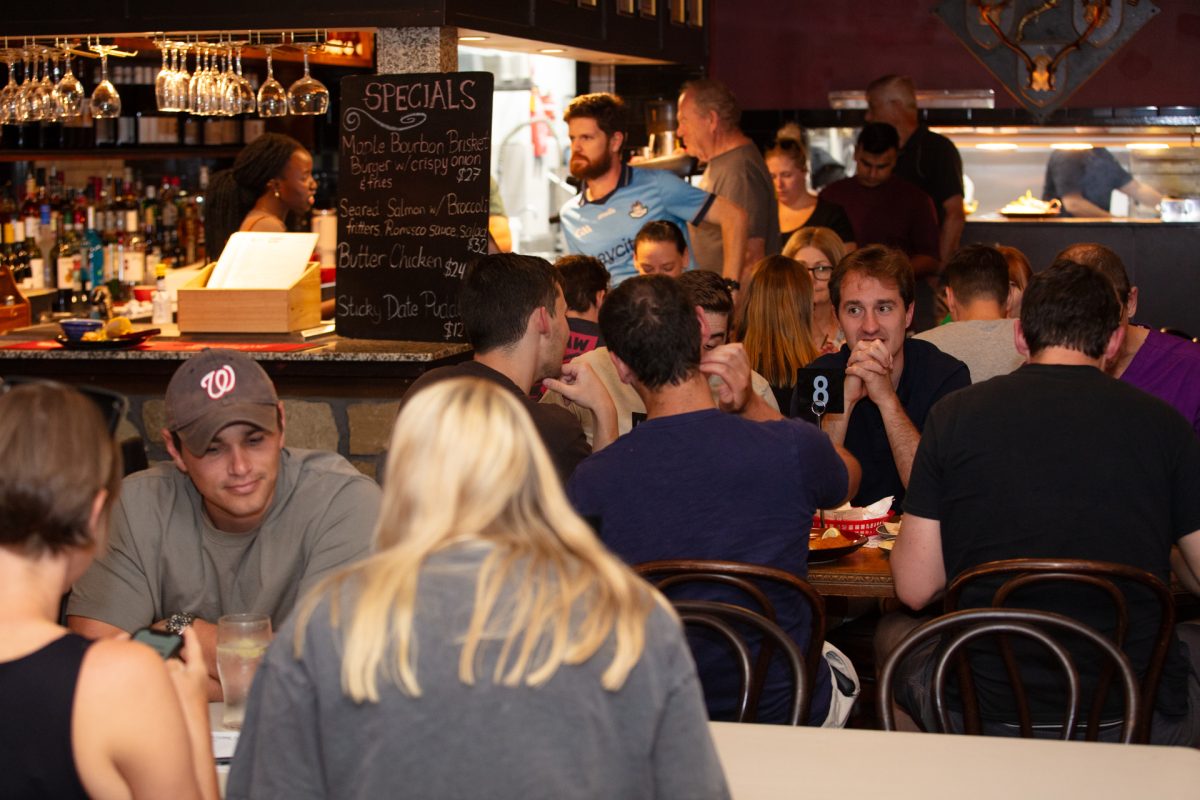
[207,232,319,290]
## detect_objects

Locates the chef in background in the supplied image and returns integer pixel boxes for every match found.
[1043,147,1161,218]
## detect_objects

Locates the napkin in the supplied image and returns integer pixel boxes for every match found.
[818,496,894,520]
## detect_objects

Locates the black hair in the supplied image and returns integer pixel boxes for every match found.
[459,253,561,353]
[204,133,306,260]
[830,244,915,311]
[554,255,610,313]
[1020,259,1121,359]
[857,122,900,155]
[634,219,687,255]
[599,275,699,390]
[943,244,1010,306]
[678,270,733,316]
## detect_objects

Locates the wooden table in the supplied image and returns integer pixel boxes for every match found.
[709,721,1200,799]
[806,545,895,598]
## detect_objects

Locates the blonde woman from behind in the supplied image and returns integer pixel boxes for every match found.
[227,377,729,800]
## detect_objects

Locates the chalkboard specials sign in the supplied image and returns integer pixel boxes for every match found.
[335,72,493,341]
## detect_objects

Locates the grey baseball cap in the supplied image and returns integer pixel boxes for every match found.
[165,349,279,455]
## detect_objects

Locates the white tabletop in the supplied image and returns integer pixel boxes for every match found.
[709,722,1200,799]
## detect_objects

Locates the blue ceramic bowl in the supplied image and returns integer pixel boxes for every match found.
[59,318,104,342]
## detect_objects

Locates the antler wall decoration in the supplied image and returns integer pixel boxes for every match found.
[936,0,1159,118]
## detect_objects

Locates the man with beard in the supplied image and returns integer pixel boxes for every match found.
[559,92,748,285]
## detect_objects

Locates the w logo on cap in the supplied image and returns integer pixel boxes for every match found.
[201,365,237,400]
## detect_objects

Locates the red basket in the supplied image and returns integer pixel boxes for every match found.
[811,511,893,537]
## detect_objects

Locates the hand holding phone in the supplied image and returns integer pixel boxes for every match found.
[131,627,184,660]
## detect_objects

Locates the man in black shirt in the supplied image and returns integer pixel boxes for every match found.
[890,259,1200,744]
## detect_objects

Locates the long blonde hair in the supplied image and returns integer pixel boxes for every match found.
[295,378,656,701]
[736,256,821,387]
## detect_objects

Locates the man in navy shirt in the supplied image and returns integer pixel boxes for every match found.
[568,275,861,726]
[559,92,748,285]
[797,245,969,510]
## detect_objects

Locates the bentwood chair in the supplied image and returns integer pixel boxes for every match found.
[944,558,1173,743]
[878,608,1140,743]
[634,560,825,722]
[672,600,810,725]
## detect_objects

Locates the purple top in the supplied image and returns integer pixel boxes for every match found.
[1121,328,1200,437]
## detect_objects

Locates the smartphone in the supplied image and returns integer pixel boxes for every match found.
[131,627,184,660]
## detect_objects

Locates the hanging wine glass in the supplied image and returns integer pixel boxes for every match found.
[54,49,85,119]
[287,45,328,116]
[229,45,256,115]
[38,50,61,122]
[89,45,121,119]
[167,44,190,113]
[15,50,42,123]
[0,52,19,125]
[256,44,288,118]
[155,41,176,111]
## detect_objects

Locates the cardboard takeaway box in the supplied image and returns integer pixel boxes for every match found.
[176,232,321,333]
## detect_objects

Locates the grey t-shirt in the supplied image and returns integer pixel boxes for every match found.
[67,448,380,630]
[914,319,1025,384]
[690,143,781,272]
[226,544,730,800]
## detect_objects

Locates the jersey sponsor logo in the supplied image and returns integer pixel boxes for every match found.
[201,365,237,400]
[575,224,593,238]
[597,208,616,220]
[629,201,648,219]
[597,238,635,266]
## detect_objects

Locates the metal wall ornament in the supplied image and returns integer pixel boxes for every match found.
[935,0,1160,119]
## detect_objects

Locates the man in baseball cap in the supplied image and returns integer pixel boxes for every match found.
[69,349,380,699]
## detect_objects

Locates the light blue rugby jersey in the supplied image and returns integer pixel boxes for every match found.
[559,164,715,284]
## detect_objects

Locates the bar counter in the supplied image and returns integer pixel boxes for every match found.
[962,217,1200,336]
[0,324,472,475]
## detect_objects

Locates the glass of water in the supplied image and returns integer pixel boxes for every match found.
[216,613,272,729]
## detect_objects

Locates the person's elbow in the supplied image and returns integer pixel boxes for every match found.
[894,573,940,610]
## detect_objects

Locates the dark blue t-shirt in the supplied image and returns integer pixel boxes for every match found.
[798,338,970,511]
[567,408,849,724]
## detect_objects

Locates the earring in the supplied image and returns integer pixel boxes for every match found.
[274,189,281,198]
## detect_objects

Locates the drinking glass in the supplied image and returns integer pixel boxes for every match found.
[0,53,19,124]
[38,51,61,122]
[216,613,272,730]
[154,42,176,111]
[256,45,288,118]
[89,47,120,119]
[15,50,42,123]
[54,52,84,118]
[229,45,256,115]
[287,46,328,116]
[166,45,190,113]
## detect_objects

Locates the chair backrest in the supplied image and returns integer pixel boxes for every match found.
[878,608,1140,742]
[672,600,809,725]
[944,558,1173,743]
[634,559,825,722]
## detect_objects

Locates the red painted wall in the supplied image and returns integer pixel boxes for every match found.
[709,1,1200,110]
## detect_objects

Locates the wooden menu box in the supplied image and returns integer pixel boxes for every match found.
[176,262,321,334]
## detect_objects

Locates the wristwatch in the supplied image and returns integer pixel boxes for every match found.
[165,612,196,635]
[722,278,741,293]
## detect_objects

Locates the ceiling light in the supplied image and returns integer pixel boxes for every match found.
[538,48,566,54]
[1126,142,1170,151]
[976,143,1018,151]
[1050,143,1093,150]
[458,36,488,42]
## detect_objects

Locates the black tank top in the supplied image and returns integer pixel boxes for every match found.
[0,633,93,799]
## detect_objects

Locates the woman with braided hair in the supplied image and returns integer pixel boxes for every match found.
[204,133,317,261]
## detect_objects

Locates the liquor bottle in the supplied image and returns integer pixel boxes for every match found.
[54,217,84,291]
[151,262,172,325]
[82,205,105,290]
[20,173,40,242]
[122,208,147,285]
[11,221,33,289]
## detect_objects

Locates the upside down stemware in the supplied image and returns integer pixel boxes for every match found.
[54,50,84,118]
[89,46,120,119]
[256,45,287,118]
[287,45,328,116]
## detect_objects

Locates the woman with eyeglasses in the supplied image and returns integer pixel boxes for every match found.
[764,136,856,249]
[784,226,848,355]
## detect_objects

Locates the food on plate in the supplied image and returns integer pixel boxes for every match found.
[81,317,134,342]
[1001,191,1062,216]
[809,527,858,550]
